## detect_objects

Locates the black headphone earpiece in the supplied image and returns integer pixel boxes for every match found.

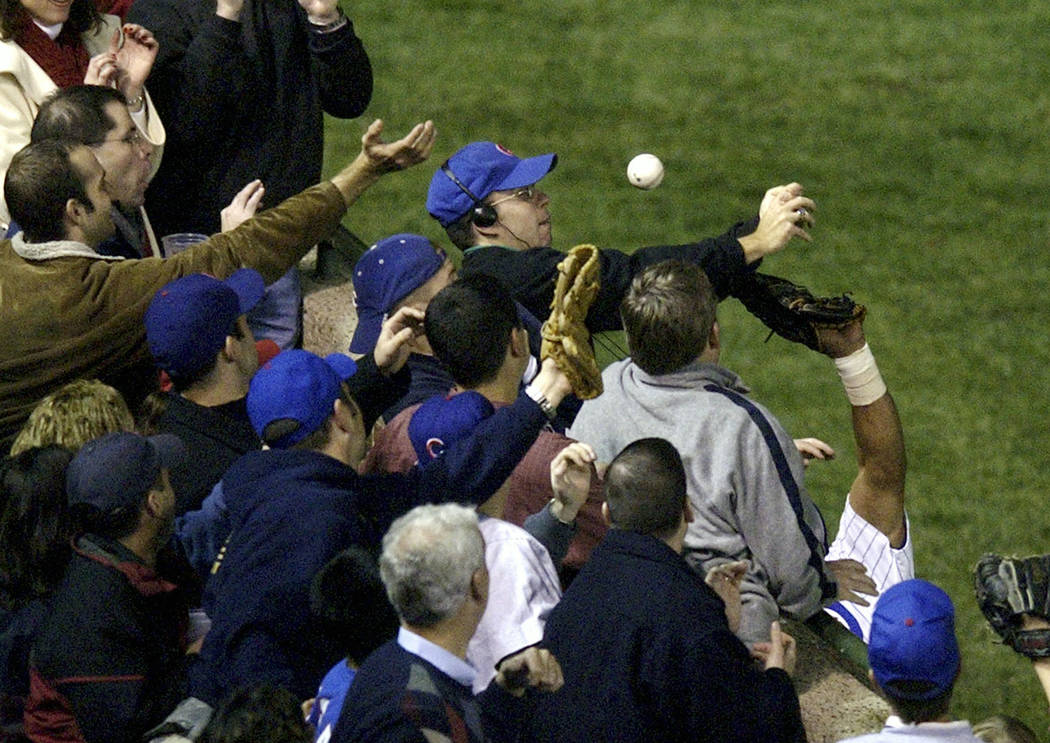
[441,162,498,228]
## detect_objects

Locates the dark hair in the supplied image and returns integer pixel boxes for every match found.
[620,260,717,375]
[425,273,522,388]
[0,446,75,610]
[309,546,399,664]
[603,438,687,540]
[5,140,92,243]
[881,680,952,724]
[69,470,164,541]
[31,85,127,146]
[444,212,475,251]
[199,684,312,743]
[1,0,101,40]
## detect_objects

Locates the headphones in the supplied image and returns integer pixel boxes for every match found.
[440,161,498,228]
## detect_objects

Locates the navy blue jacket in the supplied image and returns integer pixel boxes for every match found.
[332,641,522,743]
[527,529,805,743]
[189,394,548,704]
[25,536,190,743]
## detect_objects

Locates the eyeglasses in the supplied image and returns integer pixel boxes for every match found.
[88,129,147,149]
[488,185,538,207]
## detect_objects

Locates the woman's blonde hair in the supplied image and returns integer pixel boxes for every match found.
[11,379,134,455]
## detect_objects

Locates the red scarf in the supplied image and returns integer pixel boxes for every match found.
[15,19,90,89]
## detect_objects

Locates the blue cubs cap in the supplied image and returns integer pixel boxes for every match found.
[66,431,184,514]
[145,269,266,379]
[426,142,557,227]
[868,579,961,700]
[349,234,447,355]
[408,391,494,465]
[247,350,359,449]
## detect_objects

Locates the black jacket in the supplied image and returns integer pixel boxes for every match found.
[153,393,259,515]
[127,0,372,238]
[528,529,805,743]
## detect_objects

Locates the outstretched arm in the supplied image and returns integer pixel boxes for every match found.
[330,119,436,206]
[817,318,907,548]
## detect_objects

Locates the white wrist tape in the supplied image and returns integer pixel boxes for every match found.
[834,343,887,406]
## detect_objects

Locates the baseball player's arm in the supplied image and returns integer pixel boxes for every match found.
[817,320,906,548]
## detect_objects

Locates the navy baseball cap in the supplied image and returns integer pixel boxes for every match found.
[247,350,358,449]
[408,391,495,465]
[349,234,447,355]
[66,432,184,514]
[426,142,557,227]
[145,269,266,378]
[868,579,961,700]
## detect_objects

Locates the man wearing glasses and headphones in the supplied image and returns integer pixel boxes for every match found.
[426,141,816,336]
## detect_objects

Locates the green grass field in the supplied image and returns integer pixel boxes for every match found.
[322,0,1050,728]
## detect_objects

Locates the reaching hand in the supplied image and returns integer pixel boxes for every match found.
[112,25,159,103]
[794,437,835,468]
[751,621,798,676]
[549,442,596,524]
[373,306,425,375]
[360,119,436,175]
[495,647,564,697]
[220,180,266,232]
[738,182,816,263]
[826,558,878,606]
[704,560,748,634]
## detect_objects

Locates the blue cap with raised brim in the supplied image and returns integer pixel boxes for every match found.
[426,142,557,227]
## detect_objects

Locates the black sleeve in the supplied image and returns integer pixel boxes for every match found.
[674,628,806,743]
[585,217,759,333]
[521,504,575,567]
[307,19,373,118]
[344,354,411,432]
[127,1,249,140]
[462,217,759,334]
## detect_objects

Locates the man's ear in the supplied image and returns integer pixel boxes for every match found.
[221,335,239,362]
[470,568,486,600]
[331,397,357,433]
[472,219,500,241]
[145,486,168,519]
[709,321,721,351]
[683,499,695,524]
[509,326,529,358]
[64,198,86,228]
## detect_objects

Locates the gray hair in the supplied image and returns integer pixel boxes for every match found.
[379,503,485,627]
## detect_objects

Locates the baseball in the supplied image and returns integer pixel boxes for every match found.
[627,153,664,190]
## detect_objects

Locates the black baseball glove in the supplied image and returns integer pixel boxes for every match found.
[735,273,866,353]
[974,553,1050,658]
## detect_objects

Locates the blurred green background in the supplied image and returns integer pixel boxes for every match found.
[322,0,1050,728]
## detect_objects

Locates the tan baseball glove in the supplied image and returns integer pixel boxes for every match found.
[541,244,603,400]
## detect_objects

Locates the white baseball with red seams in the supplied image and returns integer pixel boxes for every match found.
[626,153,664,190]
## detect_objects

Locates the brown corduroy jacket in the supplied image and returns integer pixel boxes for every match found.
[0,181,346,447]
